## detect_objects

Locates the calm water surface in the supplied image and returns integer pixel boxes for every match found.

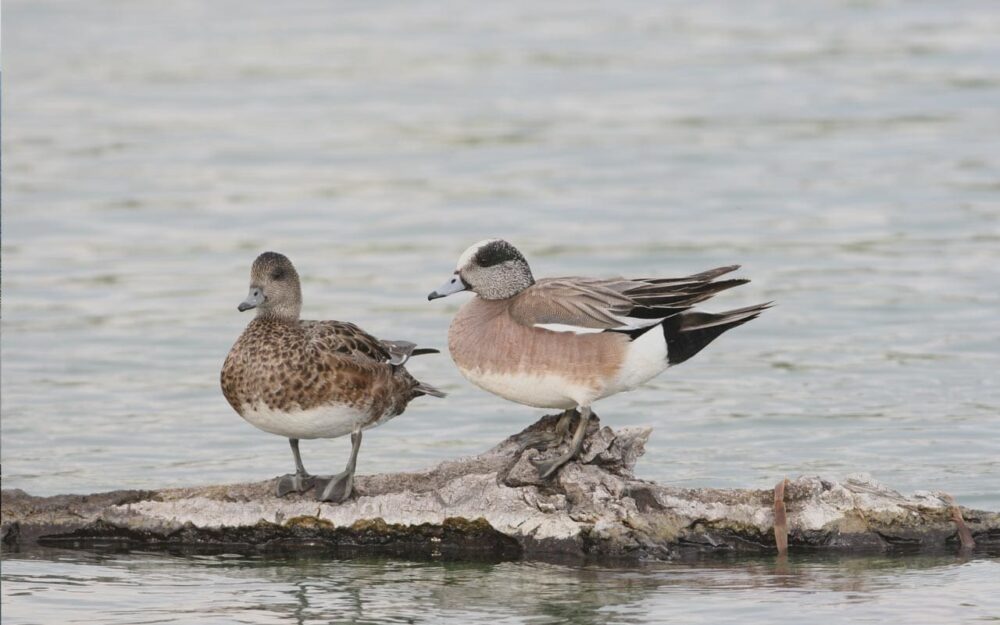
[2,0,999,623]
[4,551,1000,625]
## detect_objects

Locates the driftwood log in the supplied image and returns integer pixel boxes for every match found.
[3,414,998,560]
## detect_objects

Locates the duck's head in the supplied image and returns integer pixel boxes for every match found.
[238,251,302,319]
[428,239,534,301]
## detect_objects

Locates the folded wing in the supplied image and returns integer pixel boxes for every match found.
[508,266,749,334]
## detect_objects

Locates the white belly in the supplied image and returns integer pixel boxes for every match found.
[458,366,598,409]
[239,402,376,439]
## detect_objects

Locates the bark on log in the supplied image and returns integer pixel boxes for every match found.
[3,414,998,560]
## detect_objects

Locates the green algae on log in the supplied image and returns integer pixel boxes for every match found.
[3,414,999,560]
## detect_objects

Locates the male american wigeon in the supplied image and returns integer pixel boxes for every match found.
[222,252,445,502]
[428,239,769,478]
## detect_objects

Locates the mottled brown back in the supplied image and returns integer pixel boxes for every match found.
[221,317,425,425]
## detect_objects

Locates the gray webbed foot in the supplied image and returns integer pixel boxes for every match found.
[530,407,593,480]
[314,470,354,503]
[314,429,363,503]
[275,473,315,497]
[516,430,562,453]
[515,409,578,453]
[276,438,314,497]
[530,453,574,480]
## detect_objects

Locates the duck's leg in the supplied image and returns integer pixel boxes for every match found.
[314,429,362,503]
[552,408,576,440]
[275,439,315,497]
[532,406,591,479]
[515,408,578,453]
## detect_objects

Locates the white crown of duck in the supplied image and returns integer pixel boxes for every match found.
[221,251,445,503]
[428,238,771,479]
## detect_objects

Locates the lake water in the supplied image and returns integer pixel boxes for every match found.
[2,0,999,623]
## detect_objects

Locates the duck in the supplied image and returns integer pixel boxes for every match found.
[222,252,445,502]
[428,239,769,479]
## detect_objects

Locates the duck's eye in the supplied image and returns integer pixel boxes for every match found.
[271,269,286,281]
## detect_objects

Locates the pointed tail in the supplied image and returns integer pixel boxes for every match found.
[414,380,447,398]
[381,339,442,366]
[663,302,772,366]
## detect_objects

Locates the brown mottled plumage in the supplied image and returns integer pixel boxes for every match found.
[221,251,444,502]
[221,318,430,429]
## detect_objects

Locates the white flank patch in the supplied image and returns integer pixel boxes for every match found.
[609,314,667,331]
[458,366,596,409]
[604,326,669,396]
[533,323,605,335]
[240,402,373,440]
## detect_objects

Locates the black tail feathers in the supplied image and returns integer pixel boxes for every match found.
[663,302,772,365]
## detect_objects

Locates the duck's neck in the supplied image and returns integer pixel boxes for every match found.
[256,306,300,323]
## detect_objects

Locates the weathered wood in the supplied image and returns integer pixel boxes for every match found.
[3,414,998,560]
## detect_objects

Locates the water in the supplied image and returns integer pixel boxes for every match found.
[2,0,999,623]
[4,551,1000,625]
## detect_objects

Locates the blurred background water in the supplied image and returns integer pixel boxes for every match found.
[2,0,999,623]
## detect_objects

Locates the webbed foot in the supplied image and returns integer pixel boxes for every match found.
[275,472,315,497]
[530,406,592,480]
[530,453,574,480]
[314,470,354,503]
[515,409,578,453]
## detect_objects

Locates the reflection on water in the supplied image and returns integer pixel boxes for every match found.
[3,551,999,625]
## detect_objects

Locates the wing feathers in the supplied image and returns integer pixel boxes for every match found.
[508,267,756,332]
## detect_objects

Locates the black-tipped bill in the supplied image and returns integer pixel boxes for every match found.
[238,287,264,312]
[428,274,466,301]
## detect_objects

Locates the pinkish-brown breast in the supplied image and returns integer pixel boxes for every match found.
[448,297,628,398]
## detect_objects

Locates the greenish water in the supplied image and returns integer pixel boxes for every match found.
[2,0,999,622]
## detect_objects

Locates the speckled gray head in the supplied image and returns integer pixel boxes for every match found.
[238,251,302,319]
[428,239,535,301]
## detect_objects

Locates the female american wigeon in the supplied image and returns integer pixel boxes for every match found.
[428,239,769,478]
[222,252,445,502]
